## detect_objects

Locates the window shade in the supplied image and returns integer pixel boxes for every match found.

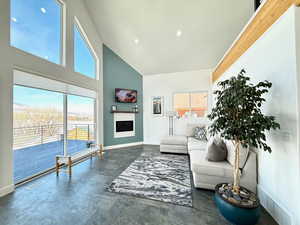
[14,70,97,99]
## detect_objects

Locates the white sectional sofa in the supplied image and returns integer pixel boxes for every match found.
[160,124,257,193]
[160,135,188,154]
[190,149,257,193]
[187,137,207,153]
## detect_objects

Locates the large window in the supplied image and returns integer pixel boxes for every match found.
[67,95,95,155]
[13,85,64,182]
[13,71,97,183]
[74,23,97,79]
[174,92,208,117]
[10,0,62,64]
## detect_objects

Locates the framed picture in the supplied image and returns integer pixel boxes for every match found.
[151,96,164,116]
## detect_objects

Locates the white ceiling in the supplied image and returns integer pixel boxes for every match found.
[85,0,254,75]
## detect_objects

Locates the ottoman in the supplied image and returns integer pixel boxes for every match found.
[160,135,188,154]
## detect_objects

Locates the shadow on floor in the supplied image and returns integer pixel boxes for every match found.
[0,145,278,225]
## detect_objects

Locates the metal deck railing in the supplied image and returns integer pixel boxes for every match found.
[13,123,95,150]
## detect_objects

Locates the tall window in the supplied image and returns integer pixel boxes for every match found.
[10,0,62,64]
[74,23,97,79]
[13,70,97,183]
[13,85,64,182]
[67,95,95,155]
[174,92,208,117]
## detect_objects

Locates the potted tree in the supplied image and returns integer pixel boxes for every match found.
[208,69,280,225]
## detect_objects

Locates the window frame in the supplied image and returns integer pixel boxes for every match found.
[173,90,209,117]
[14,69,98,154]
[73,17,99,80]
[59,0,67,66]
[13,82,97,182]
[10,0,66,65]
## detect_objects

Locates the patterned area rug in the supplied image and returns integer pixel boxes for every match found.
[107,152,192,207]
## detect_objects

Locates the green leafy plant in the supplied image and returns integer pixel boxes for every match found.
[208,69,280,193]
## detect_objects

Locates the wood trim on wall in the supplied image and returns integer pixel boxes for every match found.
[212,0,300,82]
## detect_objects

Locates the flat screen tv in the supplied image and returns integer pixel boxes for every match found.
[115,88,137,103]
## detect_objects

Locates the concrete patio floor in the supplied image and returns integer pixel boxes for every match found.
[14,140,89,182]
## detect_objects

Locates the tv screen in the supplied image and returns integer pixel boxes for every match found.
[115,88,137,103]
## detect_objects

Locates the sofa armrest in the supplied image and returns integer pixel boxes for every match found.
[240,151,257,193]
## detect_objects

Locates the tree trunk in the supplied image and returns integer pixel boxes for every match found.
[233,139,241,193]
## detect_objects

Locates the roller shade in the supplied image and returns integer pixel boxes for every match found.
[14,70,97,99]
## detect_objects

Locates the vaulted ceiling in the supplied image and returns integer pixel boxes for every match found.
[85,0,254,75]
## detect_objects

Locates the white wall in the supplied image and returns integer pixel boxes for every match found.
[0,0,14,196]
[143,70,212,145]
[0,0,103,196]
[296,4,300,182]
[214,6,300,225]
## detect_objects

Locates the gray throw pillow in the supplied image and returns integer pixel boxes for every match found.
[194,126,207,141]
[206,137,227,162]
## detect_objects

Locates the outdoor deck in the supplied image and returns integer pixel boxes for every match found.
[14,140,89,182]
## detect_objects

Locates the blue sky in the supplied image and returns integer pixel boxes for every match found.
[11,0,61,64]
[11,0,96,77]
[14,86,94,115]
[74,25,96,79]
[11,0,96,114]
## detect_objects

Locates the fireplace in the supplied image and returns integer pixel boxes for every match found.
[116,121,134,132]
[114,113,135,138]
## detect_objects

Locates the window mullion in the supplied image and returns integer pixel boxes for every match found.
[94,98,97,145]
[189,93,192,113]
[63,94,68,156]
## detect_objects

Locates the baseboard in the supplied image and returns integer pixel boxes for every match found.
[143,142,160,145]
[104,142,143,150]
[0,184,15,197]
[143,144,159,147]
[258,185,292,225]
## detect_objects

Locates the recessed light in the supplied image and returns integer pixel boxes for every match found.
[41,8,47,14]
[11,17,17,22]
[176,30,182,37]
[134,39,139,44]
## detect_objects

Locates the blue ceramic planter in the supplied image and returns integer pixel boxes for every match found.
[214,186,261,225]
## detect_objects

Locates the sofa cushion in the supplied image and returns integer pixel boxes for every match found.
[206,137,227,162]
[188,137,207,151]
[190,151,233,178]
[225,140,249,169]
[160,135,187,146]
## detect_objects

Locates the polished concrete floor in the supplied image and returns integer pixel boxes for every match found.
[0,145,278,225]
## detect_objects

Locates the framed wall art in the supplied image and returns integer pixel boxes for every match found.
[151,96,164,116]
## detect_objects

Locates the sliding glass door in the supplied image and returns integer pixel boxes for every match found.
[13,85,96,183]
[67,95,95,155]
[13,85,64,182]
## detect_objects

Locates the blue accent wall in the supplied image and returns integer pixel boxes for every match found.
[103,45,143,147]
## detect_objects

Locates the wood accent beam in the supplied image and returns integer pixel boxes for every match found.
[212,0,300,82]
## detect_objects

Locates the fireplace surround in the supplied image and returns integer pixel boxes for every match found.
[114,113,135,138]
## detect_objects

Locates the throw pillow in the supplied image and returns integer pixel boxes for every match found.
[206,137,227,162]
[193,126,207,141]
[186,123,206,137]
